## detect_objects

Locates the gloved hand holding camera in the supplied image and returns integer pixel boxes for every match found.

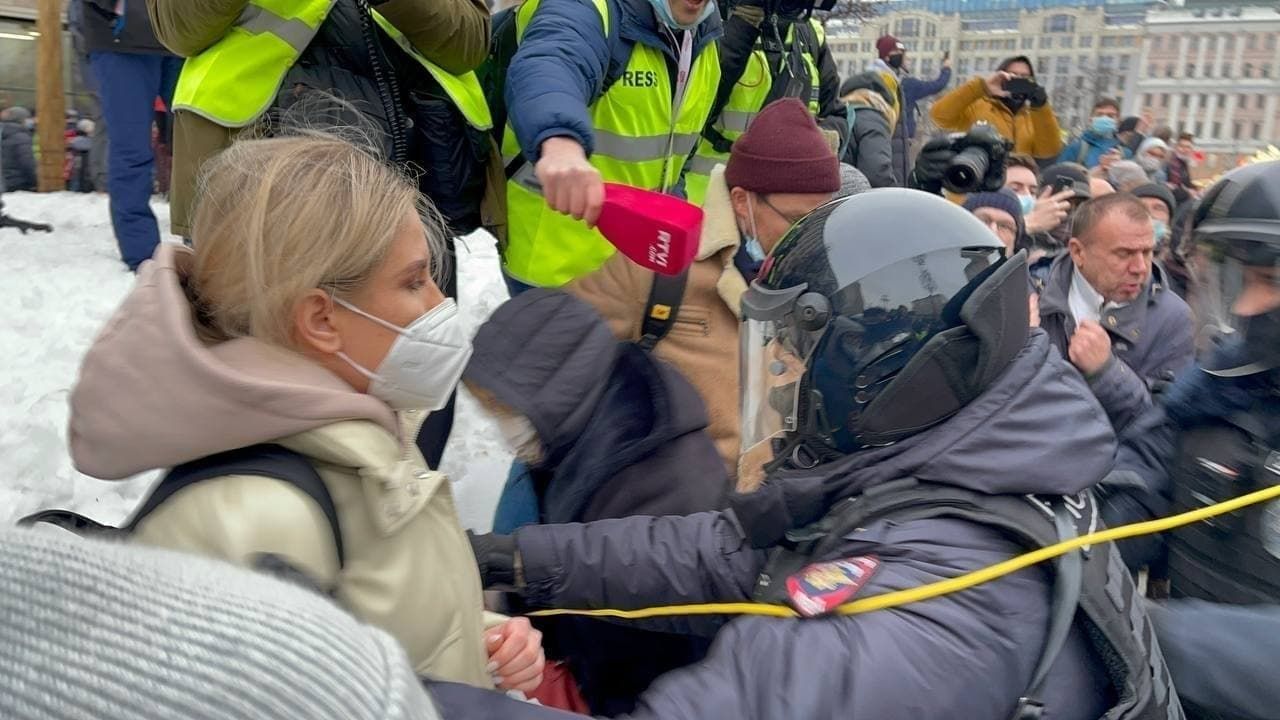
[909,124,1012,196]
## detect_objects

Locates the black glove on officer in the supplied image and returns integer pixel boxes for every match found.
[1028,84,1048,109]
[468,531,517,588]
[728,473,830,549]
[908,135,957,196]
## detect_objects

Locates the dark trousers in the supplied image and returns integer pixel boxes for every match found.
[90,51,182,270]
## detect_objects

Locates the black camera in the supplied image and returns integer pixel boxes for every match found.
[941,124,1012,195]
[743,0,837,21]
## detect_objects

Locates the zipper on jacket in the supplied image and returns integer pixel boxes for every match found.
[355,0,408,164]
[659,26,694,192]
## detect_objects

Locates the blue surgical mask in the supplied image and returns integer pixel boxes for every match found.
[647,0,716,31]
[1018,193,1036,215]
[1153,220,1169,247]
[1091,116,1118,136]
[744,235,766,262]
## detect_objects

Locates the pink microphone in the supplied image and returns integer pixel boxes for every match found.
[595,183,702,276]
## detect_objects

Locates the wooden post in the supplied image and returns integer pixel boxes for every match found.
[35,0,66,192]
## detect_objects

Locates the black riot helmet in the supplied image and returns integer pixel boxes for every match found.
[738,189,1030,486]
[1191,160,1280,377]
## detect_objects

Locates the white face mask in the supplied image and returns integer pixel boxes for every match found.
[332,297,472,411]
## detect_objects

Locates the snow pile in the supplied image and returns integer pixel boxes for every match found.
[0,192,512,532]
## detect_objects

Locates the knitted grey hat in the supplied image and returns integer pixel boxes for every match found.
[837,163,872,199]
[0,528,441,720]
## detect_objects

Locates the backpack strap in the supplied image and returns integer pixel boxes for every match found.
[125,444,345,569]
[637,270,691,351]
[1075,139,1090,166]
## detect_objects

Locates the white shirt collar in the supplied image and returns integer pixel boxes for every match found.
[1068,266,1127,326]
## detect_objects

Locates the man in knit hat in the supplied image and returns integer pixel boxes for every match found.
[567,97,841,487]
[963,188,1025,253]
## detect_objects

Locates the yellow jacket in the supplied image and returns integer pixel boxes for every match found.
[930,77,1064,160]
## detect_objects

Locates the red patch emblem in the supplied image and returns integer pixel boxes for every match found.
[785,556,881,618]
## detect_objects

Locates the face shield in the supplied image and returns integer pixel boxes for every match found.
[738,283,828,490]
[1193,237,1280,375]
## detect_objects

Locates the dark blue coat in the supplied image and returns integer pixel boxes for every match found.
[506,0,722,164]
[512,333,1119,720]
[899,66,952,139]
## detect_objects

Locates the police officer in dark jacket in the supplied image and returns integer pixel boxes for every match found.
[1102,161,1280,720]
[470,190,1182,720]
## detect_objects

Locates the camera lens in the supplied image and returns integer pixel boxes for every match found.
[944,147,990,194]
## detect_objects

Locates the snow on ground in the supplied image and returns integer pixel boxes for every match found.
[0,192,512,532]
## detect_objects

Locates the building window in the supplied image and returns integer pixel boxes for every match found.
[1044,14,1075,34]
[1239,94,1248,108]
[1190,35,1199,53]
[1253,122,1262,140]
[1165,63,1174,78]
[1181,93,1190,108]
[941,39,951,52]
[1223,63,1232,77]
[897,19,919,37]
[1217,93,1225,109]
[1152,36,1163,51]
[1022,37,1034,50]
[1081,35,1093,48]
[1040,36,1052,49]
[1147,63,1157,77]
[1204,63,1213,78]
[1159,93,1168,108]
[1212,122,1221,139]
[1224,34,1234,52]
[1119,55,1130,71]
[1234,121,1243,139]
[1060,36,1073,48]
[1258,95,1266,110]
[1117,76,1126,90]
[1101,36,1115,48]
[1194,121,1203,138]
[1055,56,1070,75]
[958,60,970,77]
[1206,35,1216,53]
[1186,64,1196,77]
[1199,94,1208,109]
[1243,63,1252,78]
[1267,34,1277,51]
[1246,34,1256,51]
[926,22,937,38]
[1264,65,1272,79]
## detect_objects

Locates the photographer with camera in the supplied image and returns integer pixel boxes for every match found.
[931,56,1063,162]
[685,0,845,204]
[838,72,899,187]
[871,35,952,185]
[906,123,1011,197]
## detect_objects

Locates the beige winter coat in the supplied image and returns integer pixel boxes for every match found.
[68,245,495,686]
[567,166,749,484]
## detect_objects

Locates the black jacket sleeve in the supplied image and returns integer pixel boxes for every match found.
[514,511,765,637]
[844,110,897,188]
[813,29,848,147]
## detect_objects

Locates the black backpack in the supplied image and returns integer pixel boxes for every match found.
[18,444,344,569]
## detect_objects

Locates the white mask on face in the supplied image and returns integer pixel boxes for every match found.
[332,297,472,411]
[496,412,545,466]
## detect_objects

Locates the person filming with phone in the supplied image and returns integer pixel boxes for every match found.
[931,55,1062,162]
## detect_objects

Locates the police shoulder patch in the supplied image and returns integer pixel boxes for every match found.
[785,556,881,618]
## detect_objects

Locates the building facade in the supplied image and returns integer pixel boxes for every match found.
[826,0,1146,136]
[1132,5,1280,173]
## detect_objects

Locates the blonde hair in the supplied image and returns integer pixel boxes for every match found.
[188,133,446,346]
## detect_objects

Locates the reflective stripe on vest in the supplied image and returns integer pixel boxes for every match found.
[685,18,823,205]
[173,0,490,131]
[503,2,720,287]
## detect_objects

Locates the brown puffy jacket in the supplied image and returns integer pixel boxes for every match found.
[930,76,1064,161]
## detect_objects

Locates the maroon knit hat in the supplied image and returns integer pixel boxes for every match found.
[724,98,840,195]
[876,35,904,60]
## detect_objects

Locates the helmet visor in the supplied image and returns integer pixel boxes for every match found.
[1193,238,1280,351]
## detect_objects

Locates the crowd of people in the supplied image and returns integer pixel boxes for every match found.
[4,1,1280,719]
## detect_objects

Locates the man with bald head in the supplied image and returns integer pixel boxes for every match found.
[1035,193,1194,430]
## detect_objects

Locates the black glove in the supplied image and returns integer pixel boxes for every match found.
[908,135,956,196]
[468,531,517,588]
[1029,84,1048,109]
[728,474,828,549]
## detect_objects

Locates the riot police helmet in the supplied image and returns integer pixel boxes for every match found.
[1191,160,1280,377]
[738,189,1030,486]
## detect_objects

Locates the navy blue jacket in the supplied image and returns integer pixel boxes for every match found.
[512,333,1119,720]
[506,0,723,164]
[899,66,952,139]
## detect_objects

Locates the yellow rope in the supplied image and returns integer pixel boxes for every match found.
[529,483,1280,621]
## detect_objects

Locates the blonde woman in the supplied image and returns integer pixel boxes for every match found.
[66,134,545,692]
